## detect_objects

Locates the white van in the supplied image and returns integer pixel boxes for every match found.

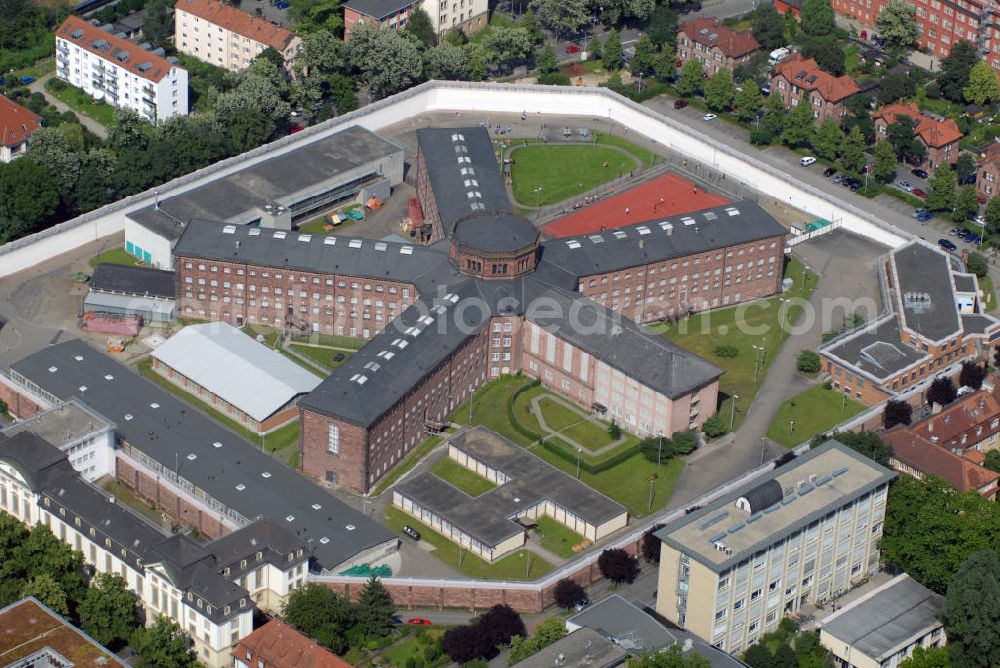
[768,47,790,66]
[800,156,817,167]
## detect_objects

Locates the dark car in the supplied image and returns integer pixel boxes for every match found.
[823,167,837,177]
[847,178,862,190]
[911,168,929,179]
[401,525,421,541]
[914,209,933,222]
[333,352,346,362]
[912,188,928,198]
[673,99,688,109]
[760,84,771,96]
[573,597,592,612]
[939,238,958,251]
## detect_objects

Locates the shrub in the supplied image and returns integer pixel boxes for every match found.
[48,78,67,92]
[609,420,622,440]
[713,344,739,358]
[537,72,571,85]
[702,413,727,439]
[640,524,665,563]
[796,350,821,374]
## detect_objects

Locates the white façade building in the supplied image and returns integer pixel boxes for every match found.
[0,430,310,668]
[55,15,188,125]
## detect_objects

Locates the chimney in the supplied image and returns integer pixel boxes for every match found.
[639,239,645,249]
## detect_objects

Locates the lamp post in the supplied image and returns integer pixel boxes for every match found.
[636,72,644,95]
[576,447,583,478]
[789,420,795,436]
[730,394,739,431]
[533,186,544,221]
[656,431,664,467]
[647,476,655,512]
[760,437,767,466]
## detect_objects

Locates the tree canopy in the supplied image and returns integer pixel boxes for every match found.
[875,1,921,53]
[79,573,141,647]
[131,617,198,668]
[943,550,1000,667]
[801,0,835,36]
[939,41,979,102]
[598,548,640,584]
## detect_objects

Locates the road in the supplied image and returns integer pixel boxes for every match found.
[29,74,109,140]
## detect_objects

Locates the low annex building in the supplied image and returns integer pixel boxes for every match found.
[0,94,41,163]
[235,618,353,668]
[151,322,321,433]
[873,102,962,170]
[392,427,627,562]
[676,17,760,76]
[85,263,177,323]
[819,240,1000,405]
[0,597,128,667]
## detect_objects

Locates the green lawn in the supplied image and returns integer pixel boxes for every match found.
[290,332,367,350]
[510,144,637,206]
[371,435,444,496]
[983,274,996,312]
[652,257,818,431]
[765,384,866,448]
[533,396,618,452]
[380,629,448,668]
[535,516,586,558]
[288,343,352,371]
[89,247,140,268]
[101,480,163,526]
[430,457,496,496]
[243,324,282,348]
[45,78,115,127]
[385,508,552,580]
[453,377,538,446]
[594,133,658,168]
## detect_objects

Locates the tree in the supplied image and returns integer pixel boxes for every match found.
[887,116,918,160]
[939,41,979,102]
[630,34,657,78]
[959,361,987,390]
[701,413,728,439]
[78,573,140,647]
[212,71,289,154]
[442,624,494,663]
[288,0,342,33]
[479,605,527,655]
[824,431,893,466]
[283,584,355,654]
[405,8,437,49]
[130,617,197,668]
[964,61,1000,105]
[761,93,787,138]
[734,52,773,86]
[883,399,913,429]
[734,84,765,122]
[537,44,558,73]
[878,72,917,104]
[640,523,665,563]
[801,0,835,36]
[603,28,622,71]
[985,195,1000,234]
[521,9,544,45]
[327,73,358,113]
[0,158,58,242]
[143,0,171,49]
[630,645,712,667]
[704,69,735,111]
[588,34,603,59]
[27,126,81,192]
[553,578,587,609]
[926,163,957,212]
[600,0,655,25]
[875,1,921,53]
[900,647,952,668]
[348,24,423,98]
[509,616,567,664]
[653,49,676,82]
[298,30,346,77]
[781,98,816,148]
[943,550,1000,668]
[873,138,898,183]
[645,5,678,49]
[796,350,821,374]
[108,108,151,155]
[984,450,1000,473]
[597,548,640,584]
[956,153,978,183]
[479,27,535,72]
[813,118,844,161]
[927,376,958,406]
[355,576,394,638]
[676,58,703,96]
[751,4,786,51]
[802,39,846,76]
[423,43,469,80]
[953,184,979,222]
[531,0,588,39]
[21,574,69,616]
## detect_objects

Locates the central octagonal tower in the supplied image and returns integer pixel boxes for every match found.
[449,210,539,279]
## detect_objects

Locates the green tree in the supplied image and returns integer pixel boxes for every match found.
[645,5,678,49]
[953,184,979,222]
[131,617,198,668]
[588,34,603,59]
[878,71,917,104]
[479,27,535,71]
[761,93,787,138]
[520,9,544,45]
[289,0,342,33]
[802,39,846,76]
[630,34,657,77]
[283,584,356,653]
[327,73,358,113]
[813,118,844,161]
[873,138,898,183]
[704,68,735,111]
[796,350,821,373]
[0,157,60,243]
[21,574,69,616]
[355,576,395,638]
[734,52,773,86]
[735,84,765,121]
[939,41,979,102]
[985,195,1000,234]
[964,61,1000,105]
[820,431,893,466]
[887,116,918,159]
[943,550,1000,668]
[509,617,567,664]
[603,28,622,70]
[423,42,470,80]
[538,44,558,73]
[841,125,867,173]
[900,647,952,668]
[629,644,712,667]
[298,29,346,76]
[701,413,727,439]
[927,163,957,211]
[143,0,171,49]
[348,23,423,98]
[875,0,921,53]
[801,0,835,36]
[956,153,978,183]
[405,8,437,49]
[600,0,655,25]
[781,98,815,147]
[676,58,703,96]
[27,126,81,192]
[530,0,589,38]
[107,108,151,154]
[79,573,141,647]
[751,3,786,50]
[984,449,1000,473]
[653,49,676,82]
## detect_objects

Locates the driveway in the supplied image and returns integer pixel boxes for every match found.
[29,74,109,139]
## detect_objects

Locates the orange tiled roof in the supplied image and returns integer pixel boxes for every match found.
[910,385,1000,449]
[873,102,963,149]
[0,95,41,148]
[235,620,352,668]
[175,0,296,52]
[775,54,860,103]
[679,17,760,59]
[964,449,986,465]
[884,427,1000,495]
[56,15,179,83]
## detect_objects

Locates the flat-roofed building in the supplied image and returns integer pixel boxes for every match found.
[654,440,896,655]
[175,0,302,72]
[818,574,945,668]
[515,628,628,668]
[0,597,129,667]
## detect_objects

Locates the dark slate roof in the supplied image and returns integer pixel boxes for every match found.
[452,211,539,255]
[962,313,999,336]
[9,339,396,571]
[90,264,176,300]
[892,241,961,343]
[394,427,626,548]
[540,201,787,278]
[341,0,413,19]
[127,125,402,239]
[953,273,977,293]
[737,479,782,513]
[416,127,512,232]
[820,315,927,381]
[204,518,307,576]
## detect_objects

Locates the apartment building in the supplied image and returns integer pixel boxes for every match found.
[655,440,896,655]
[873,102,963,170]
[55,15,188,124]
[771,54,860,124]
[677,17,760,76]
[175,0,302,72]
[908,384,1000,453]
[820,240,1000,405]
[0,94,41,163]
[343,0,488,40]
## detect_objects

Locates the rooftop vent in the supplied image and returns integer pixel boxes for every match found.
[298,234,312,242]
[400,245,414,255]
[312,503,322,510]
[137,62,152,73]
[903,292,932,312]
[261,472,272,479]
[186,453,197,461]
[348,239,363,249]
[319,536,330,544]
[74,355,84,362]
[71,28,84,38]
[323,237,337,245]
[222,225,236,234]
[236,484,246,491]
[213,441,223,448]
[104,374,114,381]
[115,50,129,62]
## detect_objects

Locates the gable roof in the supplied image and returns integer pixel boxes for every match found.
[175,0,297,52]
[237,619,352,668]
[873,102,963,149]
[56,15,180,83]
[679,17,760,58]
[909,385,1000,448]
[774,54,860,103]
[883,426,1000,495]
[0,95,41,149]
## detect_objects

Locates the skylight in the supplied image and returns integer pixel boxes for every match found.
[298,234,312,242]
[273,231,287,239]
[324,237,337,245]
[223,225,236,234]
[348,239,363,249]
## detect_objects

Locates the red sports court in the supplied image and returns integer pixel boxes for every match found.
[542,172,730,238]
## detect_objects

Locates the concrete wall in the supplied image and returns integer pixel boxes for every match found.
[1,82,909,280]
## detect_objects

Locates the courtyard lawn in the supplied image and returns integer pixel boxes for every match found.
[765,384,866,448]
[653,257,818,431]
[45,78,115,127]
[384,508,553,580]
[510,144,637,206]
[535,516,586,558]
[453,376,537,446]
[88,247,139,268]
[371,435,444,496]
[594,133,659,168]
[430,457,495,496]
[288,343,353,371]
[533,396,619,452]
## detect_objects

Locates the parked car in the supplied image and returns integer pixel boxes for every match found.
[0,77,5,86]
[833,173,847,184]
[939,238,958,251]
[673,99,688,109]
[847,178,862,190]
[912,188,928,198]
[963,230,983,243]
[911,168,929,179]
[275,0,289,7]
[19,76,34,85]
[573,598,592,612]
[565,44,581,53]
[333,352,346,362]
[702,113,716,121]
[401,525,421,540]
[949,227,961,235]
[760,84,771,96]
[896,181,914,192]
[800,156,816,166]
[914,210,933,222]
[406,618,433,626]
[823,167,837,177]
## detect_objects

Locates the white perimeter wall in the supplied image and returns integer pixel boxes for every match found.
[0,82,909,278]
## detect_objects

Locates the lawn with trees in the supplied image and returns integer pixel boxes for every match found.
[766,384,865,448]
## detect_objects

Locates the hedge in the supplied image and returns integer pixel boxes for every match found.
[538,436,644,475]
[508,379,542,442]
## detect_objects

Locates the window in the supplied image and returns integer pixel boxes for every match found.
[328,424,339,454]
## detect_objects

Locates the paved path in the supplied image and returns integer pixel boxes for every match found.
[528,393,628,456]
[29,74,109,139]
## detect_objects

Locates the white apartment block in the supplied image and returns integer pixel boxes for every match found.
[0,430,308,668]
[655,440,897,656]
[55,16,189,125]
[174,0,302,73]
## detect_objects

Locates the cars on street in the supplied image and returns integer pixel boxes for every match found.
[673,99,688,109]
[19,76,34,85]
[823,167,837,177]
[702,113,716,121]
[896,181,914,192]
[565,44,580,53]
[911,168,929,179]
[938,238,958,251]
[949,227,961,235]
[800,156,816,166]
[401,525,421,541]
[912,188,928,198]
[833,174,846,184]
[406,618,433,625]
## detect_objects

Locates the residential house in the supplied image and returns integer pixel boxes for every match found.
[883,426,1000,499]
[873,102,963,170]
[676,17,760,76]
[234,619,352,668]
[342,0,488,40]
[977,141,1000,201]
[909,384,1000,454]
[771,54,860,124]
[0,94,41,163]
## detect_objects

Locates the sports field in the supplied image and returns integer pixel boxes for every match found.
[510,144,636,206]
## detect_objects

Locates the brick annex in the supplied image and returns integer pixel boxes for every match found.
[172,126,789,493]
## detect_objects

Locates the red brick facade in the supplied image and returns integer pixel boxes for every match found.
[978,142,1000,201]
[873,102,963,170]
[771,55,860,125]
[676,17,760,76]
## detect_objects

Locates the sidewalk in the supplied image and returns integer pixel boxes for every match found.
[29,74,109,139]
